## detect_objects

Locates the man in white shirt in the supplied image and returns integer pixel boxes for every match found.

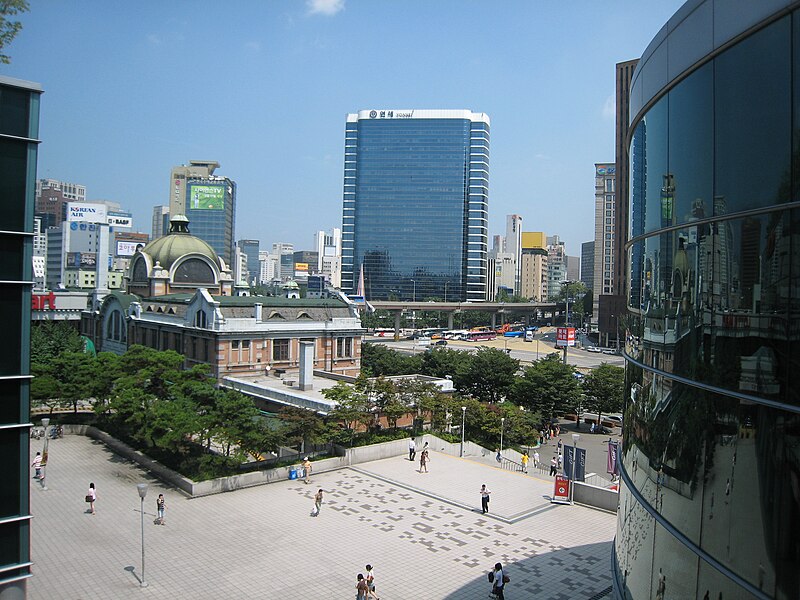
[480,484,491,514]
[408,438,416,461]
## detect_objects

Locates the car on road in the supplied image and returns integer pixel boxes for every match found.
[433,339,448,346]
[602,348,617,355]
[587,346,601,353]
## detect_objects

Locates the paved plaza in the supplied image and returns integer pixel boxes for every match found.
[29,435,617,599]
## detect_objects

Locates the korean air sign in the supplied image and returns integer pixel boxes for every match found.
[67,202,107,224]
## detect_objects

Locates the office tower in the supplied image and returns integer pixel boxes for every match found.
[258,250,279,284]
[341,109,490,301]
[0,74,42,599]
[314,228,342,288]
[151,205,170,239]
[35,178,87,229]
[581,240,594,289]
[565,255,580,282]
[33,217,47,290]
[270,243,294,281]
[546,235,567,300]
[520,232,548,302]
[169,160,236,266]
[614,3,800,599]
[292,250,319,283]
[505,214,523,295]
[593,163,616,331]
[237,239,260,286]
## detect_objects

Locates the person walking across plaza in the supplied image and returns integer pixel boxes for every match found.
[549,456,558,476]
[86,482,97,515]
[302,456,312,484]
[365,564,380,600]
[533,449,540,469]
[490,562,508,599]
[479,484,492,514]
[156,493,166,525]
[356,573,369,600]
[419,448,429,473]
[31,452,42,479]
[312,488,323,516]
[521,451,529,473]
[408,437,416,461]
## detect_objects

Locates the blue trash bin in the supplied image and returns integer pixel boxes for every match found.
[288,467,297,480]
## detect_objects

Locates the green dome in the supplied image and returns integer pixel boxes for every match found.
[141,215,222,270]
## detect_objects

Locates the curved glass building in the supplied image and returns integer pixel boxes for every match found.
[615,2,800,599]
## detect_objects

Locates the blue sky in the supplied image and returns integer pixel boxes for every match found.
[3,0,684,257]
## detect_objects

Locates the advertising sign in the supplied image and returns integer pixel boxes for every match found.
[67,202,107,224]
[116,241,141,257]
[552,475,571,504]
[563,446,586,482]
[188,184,225,210]
[107,215,132,228]
[67,252,96,268]
[556,327,576,347]
[607,440,619,476]
[295,262,309,272]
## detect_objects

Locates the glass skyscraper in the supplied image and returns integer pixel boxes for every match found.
[341,109,489,302]
[614,2,800,599]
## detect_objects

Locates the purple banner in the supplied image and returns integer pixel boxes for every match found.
[607,440,619,475]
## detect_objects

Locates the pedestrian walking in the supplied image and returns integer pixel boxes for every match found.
[549,456,558,476]
[419,448,429,473]
[85,482,96,514]
[312,488,323,516]
[557,437,563,452]
[557,453,563,469]
[356,573,369,600]
[302,456,312,484]
[533,450,540,469]
[31,452,42,479]
[479,484,491,514]
[490,562,508,599]
[495,448,502,463]
[408,437,416,461]
[521,452,529,473]
[156,493,166,525]
[365,564,380,600]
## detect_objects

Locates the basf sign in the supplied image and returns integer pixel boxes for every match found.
[67,202,107,224]
[556,327,576,347]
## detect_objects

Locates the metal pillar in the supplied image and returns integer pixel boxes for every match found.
[393,310,402,341]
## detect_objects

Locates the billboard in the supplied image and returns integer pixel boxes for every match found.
[188,184,225,210]
[66,252,96,268]
[107,214,133,228]
[556,327,576,347]
[67,202,107,224]
[116,241,141,256]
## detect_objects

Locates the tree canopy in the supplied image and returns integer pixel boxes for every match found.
[0,0,28,64]
[581,363,625,422]
[512,353,582,418]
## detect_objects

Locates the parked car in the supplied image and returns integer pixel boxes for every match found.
[602,348,617,355]
[434,339,448,346]
[587,346,601,353]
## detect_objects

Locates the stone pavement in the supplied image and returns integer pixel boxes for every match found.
[28,435,617,599]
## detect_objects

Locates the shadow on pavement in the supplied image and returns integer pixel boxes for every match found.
[442,541,613,600]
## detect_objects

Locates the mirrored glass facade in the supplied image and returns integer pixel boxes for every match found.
[341,110,489,301]
[615,4,800,600]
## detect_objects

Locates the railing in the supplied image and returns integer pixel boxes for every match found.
[500,456,523,472]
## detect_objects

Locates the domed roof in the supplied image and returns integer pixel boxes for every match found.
[141,215,221,270]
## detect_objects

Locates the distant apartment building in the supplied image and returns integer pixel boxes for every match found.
[314,228,342,287]
[258,250,279,284]
[546,235,567,300]
[580,240,594,289]
[35,178,87,229]
[341,109,490,301]
[520,232,548,301]
[151,205,170,239]
[169,160,236,266]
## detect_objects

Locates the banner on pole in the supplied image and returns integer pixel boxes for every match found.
[607,440,619,475]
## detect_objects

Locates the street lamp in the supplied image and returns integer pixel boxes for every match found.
[444,281,450,302]
[460,406,466,457]
[410,278,416,302]
[40,417,50,490]
[570,433,580,505]
[136,483,149,587]
[500,417,506,458]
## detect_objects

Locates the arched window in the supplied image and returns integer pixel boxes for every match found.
[132,258,148,282]
[174,258,214,284]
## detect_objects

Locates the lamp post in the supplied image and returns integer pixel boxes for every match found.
[444,281,450,303]
[40,417,50,490]
[460,406,466,457]
[410,278,416,302]
[615,313,620,353]
[136,483,149,587]
[570,433,580,505]
[500,417,505,458]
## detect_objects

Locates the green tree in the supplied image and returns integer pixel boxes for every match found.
[419,347,472,387]
[0,0,28,64]
[459,347,519,403]
[30,321,84,364]
[279,406,327,452]
[323,381,371,444]
[512,353,582,419]
[361,342,423,376]
[581,363,625,425]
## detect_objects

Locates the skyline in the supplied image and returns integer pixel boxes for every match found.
[2,0,684,256]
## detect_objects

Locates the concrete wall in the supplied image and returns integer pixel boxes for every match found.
[573,480,619,512]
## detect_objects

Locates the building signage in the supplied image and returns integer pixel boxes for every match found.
[368,109,414,119]
[556,327,576,347]
[188,184,225,210]
[116,241,141,256]
[66,252,96,268]
[596,166,616,176]
[67,202,107,224]
[551,475,571,504]
[107,215,132,228]
[31,291,57,310]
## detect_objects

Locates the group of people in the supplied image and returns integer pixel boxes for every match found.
[355,564,380,600]
[79,481,167,524]
[408,438,430,473]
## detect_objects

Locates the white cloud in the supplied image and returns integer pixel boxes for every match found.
[534,153,550,160]
[245,41,261,52]
[306,0,344,16]
[601,95,615,120]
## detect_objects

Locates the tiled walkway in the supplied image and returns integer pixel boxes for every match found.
[28,435,617,599]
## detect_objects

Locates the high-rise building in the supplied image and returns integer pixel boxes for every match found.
[592,163,616,332]
[314,228,342,288]
[258,250,279,284]
[566,255,580,282]
[151,205,170,239]
[546,235,567,300]
[580,240,594,289]
[614,3,800,599]
[169,161,236,266]
[341,109,490,301]
[505,214,523,295]
[0,74,42,599]
[520,232,548,302]
[237,239,260,286]
[35,178,86,229]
